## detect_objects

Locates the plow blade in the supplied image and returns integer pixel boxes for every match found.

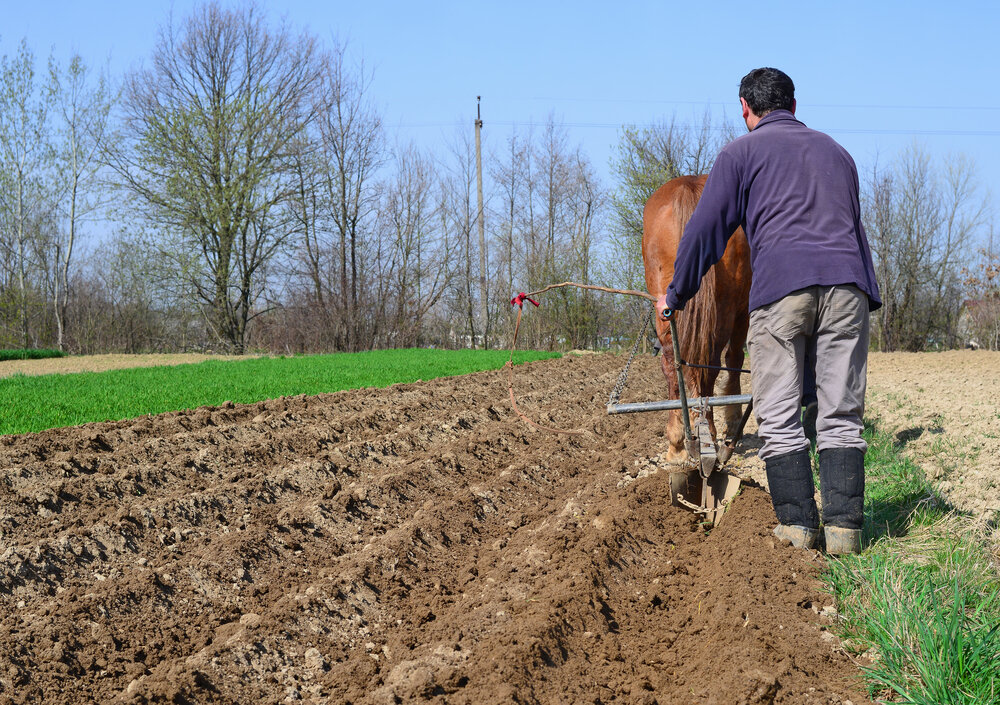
[669,469,741,526]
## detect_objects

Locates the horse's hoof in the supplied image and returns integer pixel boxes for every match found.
[664,446,689,464]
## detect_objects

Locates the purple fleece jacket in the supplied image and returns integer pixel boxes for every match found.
[664,110,882,313]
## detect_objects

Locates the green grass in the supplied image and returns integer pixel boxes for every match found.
[823,422,1000,704]
[0,348,559,435]
[861,422,944,542]
[0,348,66,361]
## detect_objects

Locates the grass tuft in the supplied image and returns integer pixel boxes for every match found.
[860,421,945,541]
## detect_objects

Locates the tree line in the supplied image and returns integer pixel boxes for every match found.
[1,2,995,356]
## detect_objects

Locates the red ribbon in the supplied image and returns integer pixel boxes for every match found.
[510,292,540,308]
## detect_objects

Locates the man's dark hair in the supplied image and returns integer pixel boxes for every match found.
[739,68,795,117]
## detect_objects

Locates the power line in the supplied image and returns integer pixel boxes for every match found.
[515,96,1000,112]
[829,127,1000,137]
[393,119,1000,138]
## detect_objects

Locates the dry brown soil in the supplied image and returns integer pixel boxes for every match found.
[865,350,1000,519]
[0,354,869,704]
[0,354,258,379]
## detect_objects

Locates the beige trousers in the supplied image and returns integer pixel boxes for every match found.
[747,285,870,460]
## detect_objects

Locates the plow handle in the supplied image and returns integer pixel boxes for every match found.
[668,316,695,451]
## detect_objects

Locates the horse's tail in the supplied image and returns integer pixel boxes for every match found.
[680,264,719,394]
[672,179,720,395]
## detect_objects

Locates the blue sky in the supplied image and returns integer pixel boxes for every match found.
[6,0,1000,226]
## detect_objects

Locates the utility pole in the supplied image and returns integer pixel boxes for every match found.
[475,96,488,349]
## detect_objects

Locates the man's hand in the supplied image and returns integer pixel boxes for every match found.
[655,294,673,321]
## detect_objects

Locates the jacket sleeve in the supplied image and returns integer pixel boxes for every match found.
[665,150,744,310]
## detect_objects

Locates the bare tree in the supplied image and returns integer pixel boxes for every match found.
[49,54,114,350]
[379,145,453,346]
[312,42,384,351]
[107,2,323,352]
[0,39,54,347]
[563,151,603,348]
[934,154,987,343]
[608,112,735,289]
[863,157,898,351]
[69,230,166,353]
[534,129,605,350]
[286,142,327,332]
[488,129,529,343]
[537,118,571,289]
[484,119,606,351]
[442,130,479,347]
[864,145,987,350]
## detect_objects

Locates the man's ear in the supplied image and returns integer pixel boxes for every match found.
[791,98,797,116]
[740,97,750,120]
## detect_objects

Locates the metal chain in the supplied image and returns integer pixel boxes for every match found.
[608,311,651,406]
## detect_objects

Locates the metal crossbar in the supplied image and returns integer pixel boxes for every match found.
[606,394,753,415]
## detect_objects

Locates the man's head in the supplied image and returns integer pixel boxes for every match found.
[739,67,795,130]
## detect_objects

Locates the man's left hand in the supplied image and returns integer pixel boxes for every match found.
[655,294,672,321]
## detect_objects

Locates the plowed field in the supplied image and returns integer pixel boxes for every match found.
[1,354,870,704]
[866,350,1000,520]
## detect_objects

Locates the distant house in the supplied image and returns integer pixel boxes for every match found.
[959,298,1000,350]
[959,299,981,349]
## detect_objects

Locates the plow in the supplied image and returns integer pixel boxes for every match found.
[508,284,752,525]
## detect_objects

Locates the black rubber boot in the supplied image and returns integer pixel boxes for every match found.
[819,447,865,555]
[765,449,820,531]
[819,447,865,529]
[825,526,862,555]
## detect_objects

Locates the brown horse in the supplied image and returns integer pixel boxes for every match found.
[642,175,752,461]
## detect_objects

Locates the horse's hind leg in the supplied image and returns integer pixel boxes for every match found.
[721,316,750,436]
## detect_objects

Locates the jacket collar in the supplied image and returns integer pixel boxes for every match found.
[753,109,802,130]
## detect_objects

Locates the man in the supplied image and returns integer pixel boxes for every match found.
[655,67,881,554]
